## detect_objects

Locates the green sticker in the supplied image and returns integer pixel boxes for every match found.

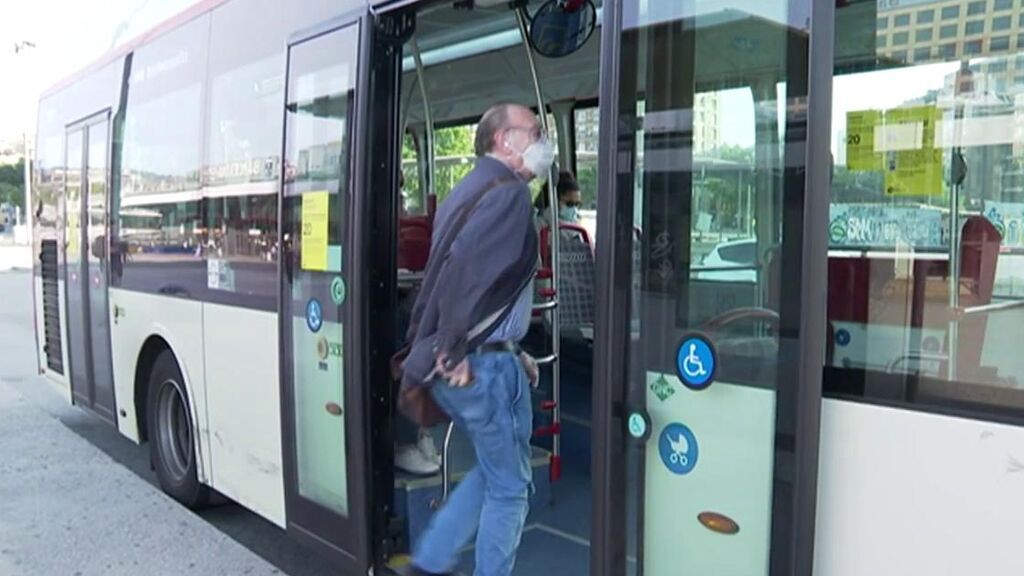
[650,374,676,402]
[628,413,648,439]
[331,276,346,306]
[828,216,847,244]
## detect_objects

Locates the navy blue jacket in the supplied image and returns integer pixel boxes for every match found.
[402,156,538,388]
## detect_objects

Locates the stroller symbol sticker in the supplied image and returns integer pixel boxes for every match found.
[659,422,698,475]
[676,335,716,390]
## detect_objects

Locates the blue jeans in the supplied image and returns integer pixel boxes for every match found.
[412,351,533,576]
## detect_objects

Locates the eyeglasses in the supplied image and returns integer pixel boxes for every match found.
[507,125,545,141]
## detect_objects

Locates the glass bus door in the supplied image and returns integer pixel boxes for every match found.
[592,2,827,574]
[278,17,372,571]
[65,112,116,424]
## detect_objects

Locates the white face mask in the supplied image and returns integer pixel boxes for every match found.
[519,138,556,181]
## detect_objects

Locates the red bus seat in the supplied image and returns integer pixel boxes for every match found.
[398,217,432,271]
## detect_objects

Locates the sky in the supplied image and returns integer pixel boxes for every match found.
[0,0,199,142]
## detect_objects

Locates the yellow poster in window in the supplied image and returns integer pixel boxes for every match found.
[301,191,329,271]
[846,109,882,171]
[884,147,944,196]
[882,105,943,197]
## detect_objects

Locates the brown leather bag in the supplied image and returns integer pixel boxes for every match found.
[391,345,449,427]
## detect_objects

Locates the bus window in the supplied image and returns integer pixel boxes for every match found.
[115,15,209,298]
[574,106,599,240]
[827,1,1024,413]
[201,0,288,309]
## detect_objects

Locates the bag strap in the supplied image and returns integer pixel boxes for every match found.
[432,176,514,265]
[406,175,515,338]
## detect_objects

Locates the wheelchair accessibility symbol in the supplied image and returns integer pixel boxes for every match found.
[306,298,323,333]
[676,335,716,390]
[659,422,698,475]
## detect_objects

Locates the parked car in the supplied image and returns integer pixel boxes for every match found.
[693,238,757,282]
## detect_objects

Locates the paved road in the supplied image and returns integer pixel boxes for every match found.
[0,271,337,576]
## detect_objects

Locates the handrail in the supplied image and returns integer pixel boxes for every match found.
[961,299,1024,316]
[532,300,558,312]
[691,264,761,273]
[517,5,563,484]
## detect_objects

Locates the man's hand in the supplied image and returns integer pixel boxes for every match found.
[436,354,473,387]
[520,351,539,388]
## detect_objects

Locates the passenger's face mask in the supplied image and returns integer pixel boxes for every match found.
[506,132,555,181]
[522,137,556,181]
[559,205,580,222]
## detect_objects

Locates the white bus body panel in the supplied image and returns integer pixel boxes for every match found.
[203,302,285,528]
[107,288,210,484]
[815,399,1024,575]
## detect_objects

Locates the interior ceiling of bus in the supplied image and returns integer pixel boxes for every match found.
[401,0,602,127]
[400,1,807,127]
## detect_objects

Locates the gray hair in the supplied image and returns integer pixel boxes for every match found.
[474,103,519,157]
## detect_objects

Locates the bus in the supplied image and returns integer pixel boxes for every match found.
[30,0,1024,574]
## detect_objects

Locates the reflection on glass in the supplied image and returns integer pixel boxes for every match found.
[116,16,208,297]
[283,25,359,518]
[619,1,808,574]
[202,39,283,301]
[829,1,1024,410]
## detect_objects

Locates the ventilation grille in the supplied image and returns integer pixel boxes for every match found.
[40,240,63,374]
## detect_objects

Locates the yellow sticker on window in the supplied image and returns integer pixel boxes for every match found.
[301,191,329,271]
[884,148,944,197]
[883,106,942,197]
[846,109,883,171]
[847,106,943,197]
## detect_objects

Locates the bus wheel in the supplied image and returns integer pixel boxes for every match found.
[146,350,210,509]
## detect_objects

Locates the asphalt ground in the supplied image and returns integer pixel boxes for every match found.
[0,270,338,576]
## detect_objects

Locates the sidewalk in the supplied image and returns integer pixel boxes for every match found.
[0,377,282,576]
[0,245,31,272]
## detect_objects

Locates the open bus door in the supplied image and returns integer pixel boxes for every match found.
[278,12,378,571]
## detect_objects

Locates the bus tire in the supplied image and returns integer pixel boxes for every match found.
[146,350,210,509]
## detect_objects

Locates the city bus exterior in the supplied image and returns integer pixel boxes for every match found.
[29,0,1024,575]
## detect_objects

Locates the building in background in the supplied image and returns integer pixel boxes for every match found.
[694,92,723,154]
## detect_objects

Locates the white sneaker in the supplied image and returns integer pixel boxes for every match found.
[416,430,441,466]
[395,443,440,475]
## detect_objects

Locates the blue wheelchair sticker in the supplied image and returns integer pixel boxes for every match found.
[306,298,323,333]
[835,328,851,347]
[676,335,716,390]
[658,422,698,475]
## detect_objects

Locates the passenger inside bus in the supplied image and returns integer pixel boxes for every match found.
[534,170,583,227]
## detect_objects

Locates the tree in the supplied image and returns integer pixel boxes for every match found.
[401,125,477,209]
[0,160,25,208]
[716,145,754,165]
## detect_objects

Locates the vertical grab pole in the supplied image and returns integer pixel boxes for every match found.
[411,38,435,201]
[516,7,562,482]
[440,421,455,502]
[948,63,971,381]
[413,36,455,506]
